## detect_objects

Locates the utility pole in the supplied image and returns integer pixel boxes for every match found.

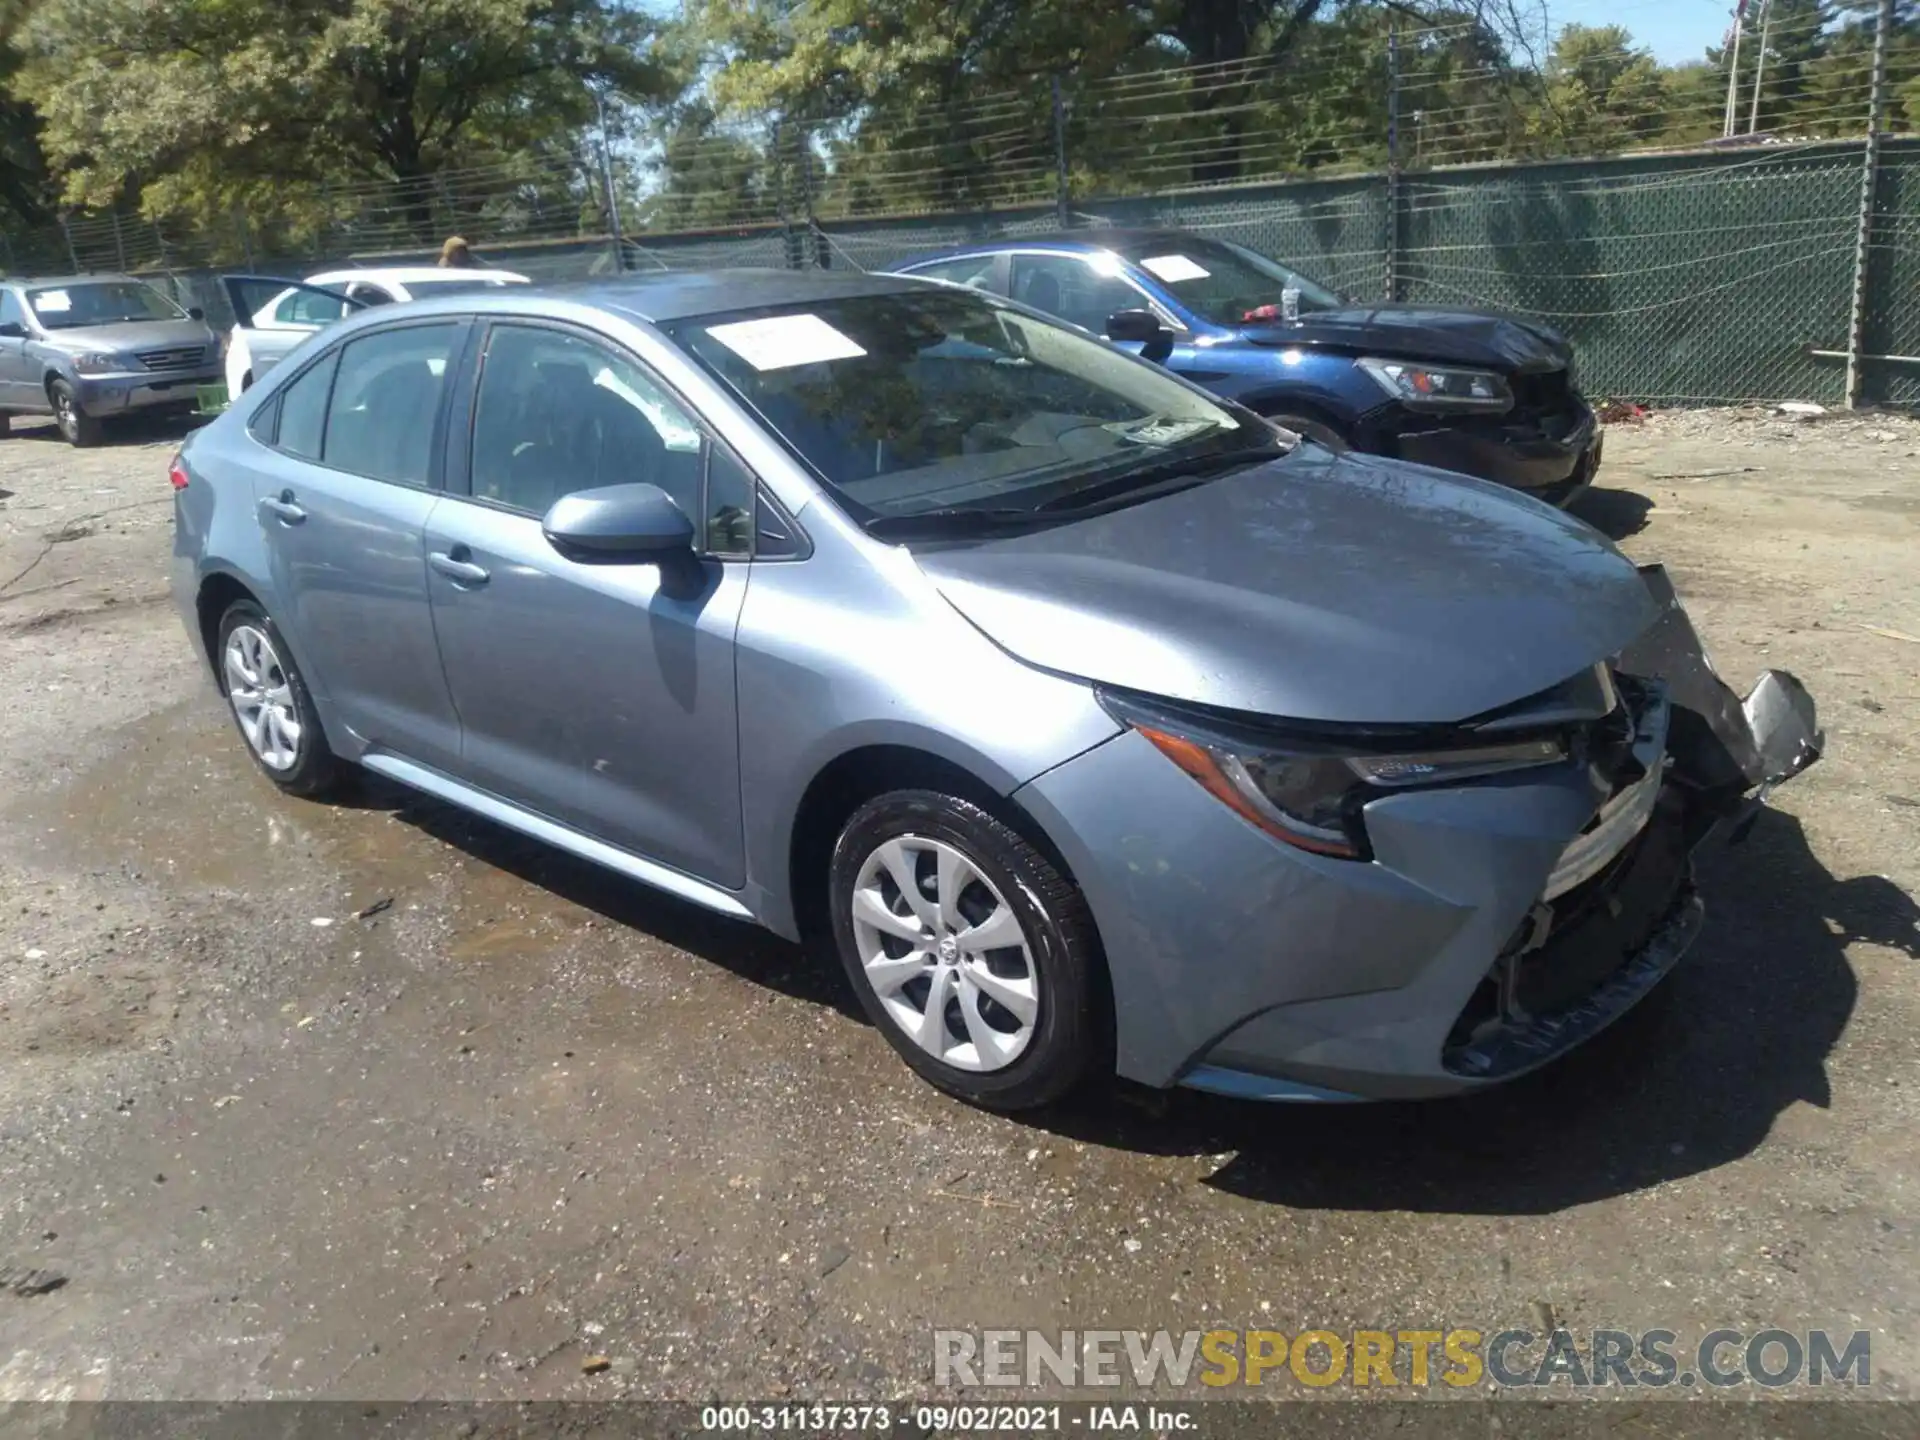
[1051,74,1071,229]
[1385,23,1402,302]
[1747,0,1772,134]
[593,83,627,273]
[1844,0,1894,408]
[1722,1,1747,138]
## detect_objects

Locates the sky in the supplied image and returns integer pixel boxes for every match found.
[1527,0,1738,65]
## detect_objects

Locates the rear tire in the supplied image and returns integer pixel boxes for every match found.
[1268,412,1351,453]
[49,380,104,448]
[215,599,345,798]
[829,789,1106,1111]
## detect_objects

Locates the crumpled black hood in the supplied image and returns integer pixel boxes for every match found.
[1241,305,1572,372]
[914,448,1658,726]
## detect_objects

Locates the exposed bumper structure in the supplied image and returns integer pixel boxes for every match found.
[1016,564,1820,1102]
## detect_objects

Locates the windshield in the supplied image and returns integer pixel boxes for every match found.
[26,281,185,329]
[1119,238,1345,326]
[666,288,1278,531]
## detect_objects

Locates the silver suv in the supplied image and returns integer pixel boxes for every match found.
[0,274,223,446]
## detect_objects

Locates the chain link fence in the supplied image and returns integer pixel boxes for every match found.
[5,140,1918,409]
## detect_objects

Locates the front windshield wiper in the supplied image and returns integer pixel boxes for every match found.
[1031,443,1290,514]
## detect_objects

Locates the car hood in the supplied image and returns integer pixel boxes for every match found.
[41,319,216,353]
[913,449,1659,726]
[1240,305,1570,372]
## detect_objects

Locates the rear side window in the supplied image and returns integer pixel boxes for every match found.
[276,352,338,460]
[322,324,460,486]
[0,289,23,328]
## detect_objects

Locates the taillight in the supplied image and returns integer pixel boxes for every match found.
[168,455,189,491]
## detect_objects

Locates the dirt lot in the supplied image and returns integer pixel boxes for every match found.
[0,407,1917,1409]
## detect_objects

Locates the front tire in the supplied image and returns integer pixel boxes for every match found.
[215,600,344,797]
[829,789,1106,1111]
[49,380,104,447]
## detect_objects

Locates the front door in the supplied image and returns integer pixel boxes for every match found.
[245,319,467,769]
[424,320,749,888]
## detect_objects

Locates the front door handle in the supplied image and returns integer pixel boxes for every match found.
[258,491,306,525]
[429,550,490,586]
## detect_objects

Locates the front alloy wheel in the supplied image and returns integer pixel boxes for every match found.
[850,834,1041,1073]
[49,380,103,447]
[829,789,1107,1110]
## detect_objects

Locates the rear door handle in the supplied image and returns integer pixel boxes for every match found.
[428,551,490,586]
[258,491,306,525]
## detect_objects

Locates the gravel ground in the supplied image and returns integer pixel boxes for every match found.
[0,407,1916,1411]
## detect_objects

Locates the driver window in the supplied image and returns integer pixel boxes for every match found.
[469,324,705,522]
[1009,254,1141,333]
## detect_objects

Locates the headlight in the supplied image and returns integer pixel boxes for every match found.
[1103,692,1566,859]
[1357,357,1512,412]
[71,352,124,375]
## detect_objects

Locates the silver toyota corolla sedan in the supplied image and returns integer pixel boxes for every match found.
[169,270,1821,1111]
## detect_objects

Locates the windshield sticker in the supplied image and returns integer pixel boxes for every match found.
[705,314,868,371]
[1139,254,1210,283]
[31,289,71,313]
[1112,417,1221,446]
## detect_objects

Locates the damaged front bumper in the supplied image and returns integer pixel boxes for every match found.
[1019,563,1823,1102]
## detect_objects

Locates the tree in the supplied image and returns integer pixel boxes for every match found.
[0,0,50,226]
[14,0,672,248]
[1533,25,1666,155]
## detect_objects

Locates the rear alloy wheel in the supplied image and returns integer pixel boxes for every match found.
[49,379,104,447]
[829,789,1106,1110]
[1268,412,1350,453]
[216,600,343,797]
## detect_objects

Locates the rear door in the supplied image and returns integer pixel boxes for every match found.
[220,276,366,386]
[244,318,468,769]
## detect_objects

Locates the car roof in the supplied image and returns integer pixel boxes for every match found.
[894,229,1205,267]
[531,267,931,324]
[306,266,529,285]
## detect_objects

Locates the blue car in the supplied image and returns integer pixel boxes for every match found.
[891,230,1603,507]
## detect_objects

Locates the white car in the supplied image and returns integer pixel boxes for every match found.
[223,266,530,397]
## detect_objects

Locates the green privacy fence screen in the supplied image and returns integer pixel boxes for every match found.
[8,140,1918,407]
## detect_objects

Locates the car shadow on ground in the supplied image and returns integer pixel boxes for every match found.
[1035,806,1917,1213]
[348,770,1913,1213]
[1570,485,1655,540]
[351,772,864,1022]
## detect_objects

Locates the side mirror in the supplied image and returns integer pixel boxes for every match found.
[0,320,25,339]
[543,483,694,561]
[1105,309,1174,366]
[187,306,206,321]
